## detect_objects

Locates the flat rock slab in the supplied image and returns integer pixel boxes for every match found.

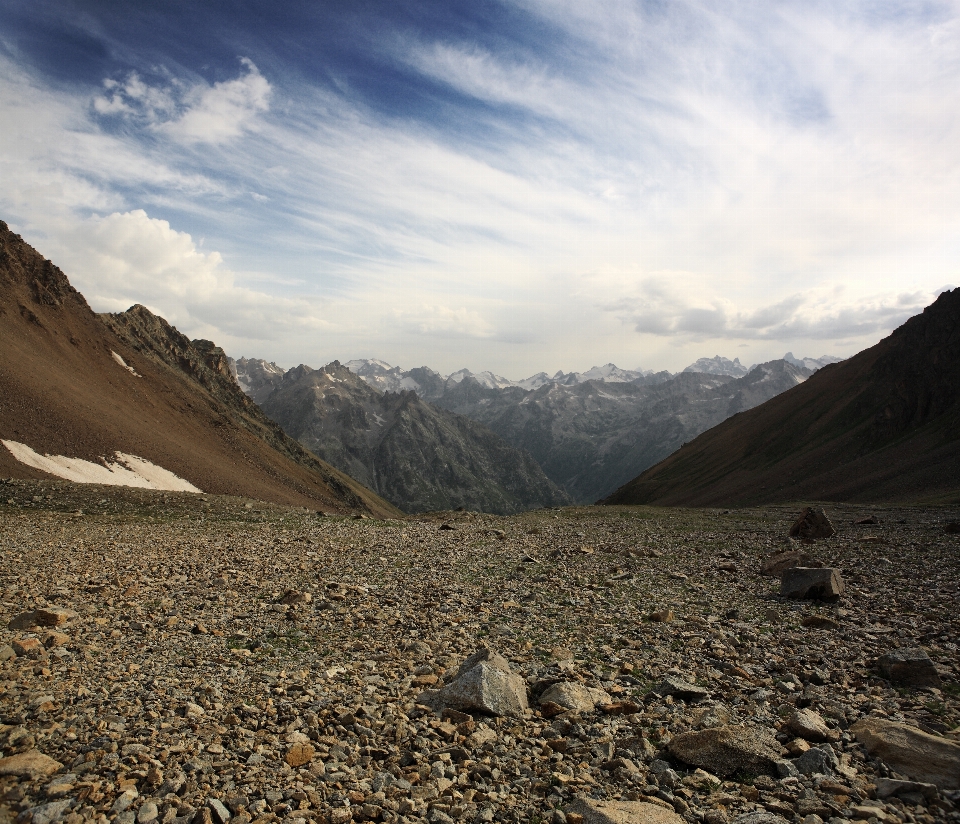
[878,647,942,688]
[781,567,844,601]
[651,676,709,702]
[852,717,960,790]
[566,798,684,824]
[0,750,63,779]
[760,549,822,577]
[668,724,785,778]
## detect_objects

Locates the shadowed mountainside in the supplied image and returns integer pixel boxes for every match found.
[602,288,960,507]
[251,360,571,514]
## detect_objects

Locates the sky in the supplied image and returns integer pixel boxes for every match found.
[1,0,958,378]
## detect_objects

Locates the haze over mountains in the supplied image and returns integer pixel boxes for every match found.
[604,287,960,507]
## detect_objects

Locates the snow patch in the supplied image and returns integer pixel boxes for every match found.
[111,351,141,377]
[1,440,201,492]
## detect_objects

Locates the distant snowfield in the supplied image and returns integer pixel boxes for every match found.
[1,440,201,492]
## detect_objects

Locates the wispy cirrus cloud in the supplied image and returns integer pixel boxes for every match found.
[1,2,959,376]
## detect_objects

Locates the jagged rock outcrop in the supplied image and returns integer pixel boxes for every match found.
[246,360,570,514]
[0,221,397,516]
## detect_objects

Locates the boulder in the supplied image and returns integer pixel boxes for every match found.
[787,709,839,743]
[781,567,844,601]
[851,717,960,789]
[0,749,63,778]
[760,549,822,577]
[429,646,528,718]
[668,725,785,778]
[789,507,835,539]
[877,647,942,688]
[565,798,684,824]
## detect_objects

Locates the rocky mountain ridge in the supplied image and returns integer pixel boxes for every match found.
[235,360,570,515]
[0,220,398,516]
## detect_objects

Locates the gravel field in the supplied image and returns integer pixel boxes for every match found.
[1,479,959,824]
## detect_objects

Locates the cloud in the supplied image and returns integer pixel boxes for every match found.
[602,277,942,342]
[93,58,271,145]
[397,304,495,338]
[50,210,327,346]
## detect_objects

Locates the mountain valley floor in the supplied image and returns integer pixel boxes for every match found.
[1,481,959,824]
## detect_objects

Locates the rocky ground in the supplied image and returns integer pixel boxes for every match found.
[1,478,959,824]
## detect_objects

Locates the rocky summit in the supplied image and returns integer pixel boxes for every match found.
[1,486,959,824]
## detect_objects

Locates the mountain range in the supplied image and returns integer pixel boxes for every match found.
[235,353,820,504]
[232,359,569,515]
[603,288,960,507]
[0,221,398,517]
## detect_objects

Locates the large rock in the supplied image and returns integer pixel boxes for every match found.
[760,549,822,577]
[429,647,528,718]
[877,648,942,688]
[789,507,835,539]
[0,749,63,778]
[565,798,684,824]
[539,681,609,714]
[667,725,785,778]
[851,717,960,790]
[781,567,844,601]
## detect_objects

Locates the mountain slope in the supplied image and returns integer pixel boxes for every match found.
[248,361,571,514]
[0,221,399,517]
[603,289,960,507]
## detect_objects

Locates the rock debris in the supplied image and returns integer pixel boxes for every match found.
[1,482,959,824]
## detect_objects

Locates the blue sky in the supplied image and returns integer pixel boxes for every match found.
[2,0,958,377]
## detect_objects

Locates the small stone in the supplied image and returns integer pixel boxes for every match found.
[789,508,835,540]
[33,606,78,626]
[649,609,674,622]
[787,709,839,743]
[207,799,231,824]
[13,637,43,656]
[112,789,139,813]
[0,749,62,778]
[138,802,160,824]
[285,743,315,767]
[42,631,70,649]
[794,745,838,776]
[760,550,822,577]
[25,800,72,824]
[781,567,844,601]
[877,647,942,688]
[0,644,14,661]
